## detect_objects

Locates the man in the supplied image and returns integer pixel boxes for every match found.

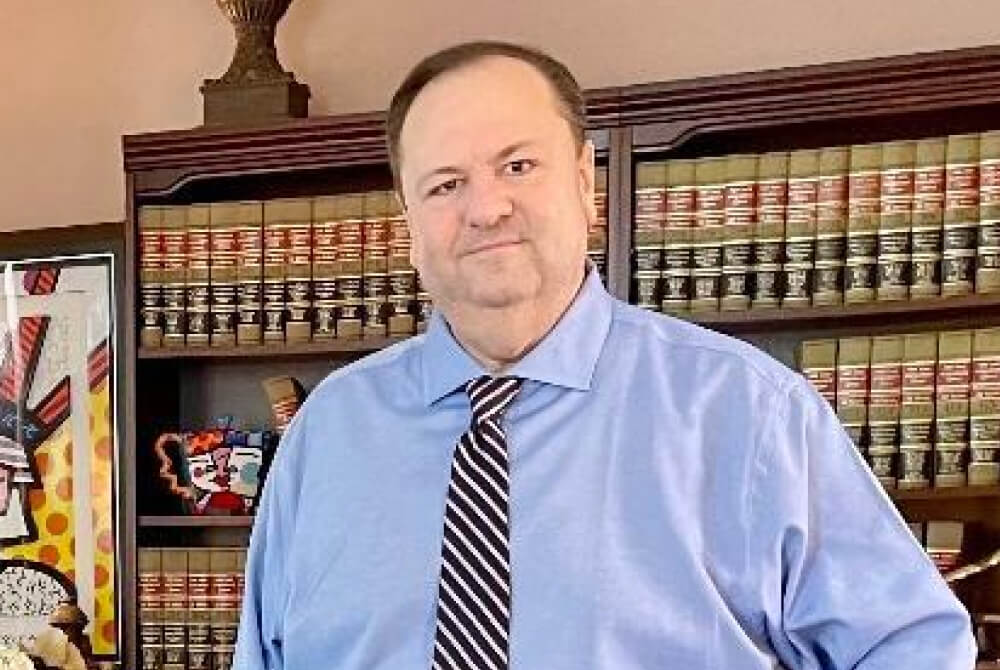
[235,42,975,669]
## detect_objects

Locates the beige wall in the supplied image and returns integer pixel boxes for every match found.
[2,0,999,233]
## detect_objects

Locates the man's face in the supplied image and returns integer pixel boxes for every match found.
[398,56,596,316]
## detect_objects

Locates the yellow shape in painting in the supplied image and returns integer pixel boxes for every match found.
[0,379,117,657]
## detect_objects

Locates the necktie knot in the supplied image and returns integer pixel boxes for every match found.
[465,375,522,425]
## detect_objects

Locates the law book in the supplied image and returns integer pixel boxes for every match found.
[387,193,417,336]
[335,194,365,339]
[633,162,667,311]
[970,327,1000,485]
[139,206,165,348]
[752,151,788,309]
[690,156,726,312]
[783,150,819,308]
[813,147,849,306]
[837,336,871,455]
[868,335,904,489]
[185,204,212,347]
[798,339,837,407]
[720,154,756,311]
[877,141,915,302]
[262,200,293,344]
[138,548,164,670]
[208,202,243,347]
[845,143,881,304]
[311,195,339,340]
[235,201,264,346]
[911,137,946,299]
[899,333,937,489]
[978,130,1000,293]
[942,133,980,296]
[925,521,964,575]
[161,206,188,348]
[161,549,188,670]
[935,330,972,487]
[210,549,240,670]
[272,199,313,344]
[589,165,609,282]
[187,549,213,670]
[362,191,390,337]
[416,272,432,334]
[663,159,696,314]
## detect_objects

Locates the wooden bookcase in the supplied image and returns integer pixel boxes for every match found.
[121,44,1000,667]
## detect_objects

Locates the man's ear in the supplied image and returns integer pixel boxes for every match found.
[578,140,597,230]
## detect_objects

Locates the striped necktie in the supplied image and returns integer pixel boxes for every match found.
[432,375,523,670]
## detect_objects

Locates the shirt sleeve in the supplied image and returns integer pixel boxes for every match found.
[233,420,303,670]
[749,378,977,670]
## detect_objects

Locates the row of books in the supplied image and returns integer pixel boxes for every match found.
[633,131,1000,313]
[798,328,1000,490]
[138,172,609,349]
[138,548,245,670]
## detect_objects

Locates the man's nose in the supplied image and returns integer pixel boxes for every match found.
[464,174,513,228]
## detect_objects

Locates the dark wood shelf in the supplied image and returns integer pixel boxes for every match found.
[139,515,254,528]
[890,486,1000,502]
[680,293,1000,335]
[138,335,413,360]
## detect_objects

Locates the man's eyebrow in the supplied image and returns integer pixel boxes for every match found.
[415,140,540,192]
[493,140,536,163]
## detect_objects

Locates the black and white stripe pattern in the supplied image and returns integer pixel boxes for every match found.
[432,375,523,670]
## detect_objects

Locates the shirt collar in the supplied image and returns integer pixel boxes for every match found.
[420,265,613,406]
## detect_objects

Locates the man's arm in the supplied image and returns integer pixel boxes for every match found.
[750,378,976,669]
[233,424,301,670]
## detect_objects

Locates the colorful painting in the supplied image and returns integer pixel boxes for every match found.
[0,255,117,660]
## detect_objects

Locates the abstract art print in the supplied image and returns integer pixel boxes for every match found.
[0,253,118,660]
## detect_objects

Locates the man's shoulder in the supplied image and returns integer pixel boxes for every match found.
[606,299,798,394]
[307,333,426,401]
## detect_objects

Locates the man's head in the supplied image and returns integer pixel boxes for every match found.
[387,41,596,326]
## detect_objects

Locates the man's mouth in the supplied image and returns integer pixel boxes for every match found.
[464,240,524,256]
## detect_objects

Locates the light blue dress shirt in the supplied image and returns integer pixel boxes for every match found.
[235,268,975,669]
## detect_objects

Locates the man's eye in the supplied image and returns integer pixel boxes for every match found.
[503,159,536,176]
[428,179,460,198]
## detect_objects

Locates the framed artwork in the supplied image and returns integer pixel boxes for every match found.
[0,251,119,661]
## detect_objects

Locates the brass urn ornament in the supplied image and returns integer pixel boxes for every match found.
[200,0,310,126]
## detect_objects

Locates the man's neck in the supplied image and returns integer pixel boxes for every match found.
[444,272,587,374]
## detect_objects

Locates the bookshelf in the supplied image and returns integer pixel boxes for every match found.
[119,44,1000,668]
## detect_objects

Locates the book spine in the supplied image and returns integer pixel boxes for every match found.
[236,203,264,346]
[911,138,946,298]
[138,548,164,670]
[869,336,904,489]
[186,205,212,347]
[210,549,240,670]
[935,330,972,487]
[387,193,417,336]
[362,192,390,338]
[312,196,339,340]
[798,339,837,407]
[336,195,365,339]
[139,206,164,349]
[899,333,937,489]
[187,550,212,670]
[978,131,1000,293]
[970,327,1000,485]
[589,165,609,284]
[814,147,849,306]
[837,336,871,456]
[161,549,188,670]
[877,141,915,301]
[752,152,788,309]
[209,204,240,347]
[691,157,726,312]
[633,162,667,311]
[942,133,979,296]
[845,144,881,303]
[783,150,819,308]
[285,200,314,344]
[416,273,432,334]
[720,155,756,311]
[663,160,696,314]
[262,205,289,344]
[161,206,188,348]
